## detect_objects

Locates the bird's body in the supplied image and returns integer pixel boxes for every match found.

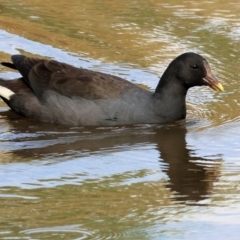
[0,53,223,126]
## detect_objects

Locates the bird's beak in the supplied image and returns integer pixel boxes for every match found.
[203,60,224,92]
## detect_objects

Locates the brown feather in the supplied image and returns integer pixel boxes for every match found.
[25,58,138,99]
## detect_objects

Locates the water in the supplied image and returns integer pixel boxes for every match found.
[0,0,240,239]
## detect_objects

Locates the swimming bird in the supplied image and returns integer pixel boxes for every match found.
[0,52,224,126]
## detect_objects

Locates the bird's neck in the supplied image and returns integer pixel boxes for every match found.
[155,73,188,98]
[153,72,188,121]
[155,65,188,96]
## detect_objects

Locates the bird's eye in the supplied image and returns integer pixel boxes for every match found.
[191,64,198,70]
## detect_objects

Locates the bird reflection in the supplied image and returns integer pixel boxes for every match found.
[153,125,219,202]
[0,111,221,202]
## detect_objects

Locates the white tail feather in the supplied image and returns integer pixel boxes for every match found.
[0,86,15,100]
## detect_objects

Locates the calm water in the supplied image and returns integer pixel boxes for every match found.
[0,0,240,239]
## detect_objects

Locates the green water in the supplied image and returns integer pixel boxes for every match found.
[0,0,240,239]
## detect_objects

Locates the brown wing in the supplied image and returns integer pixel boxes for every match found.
[10,55,138,100]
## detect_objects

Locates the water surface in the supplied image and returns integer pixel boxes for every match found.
[0,0,240,239]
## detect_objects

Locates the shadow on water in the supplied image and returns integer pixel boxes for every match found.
[0,110,221,203]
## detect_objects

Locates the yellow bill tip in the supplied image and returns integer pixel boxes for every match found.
[212,82,224,92]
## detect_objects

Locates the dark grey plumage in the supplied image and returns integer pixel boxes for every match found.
[0,52,223,126]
